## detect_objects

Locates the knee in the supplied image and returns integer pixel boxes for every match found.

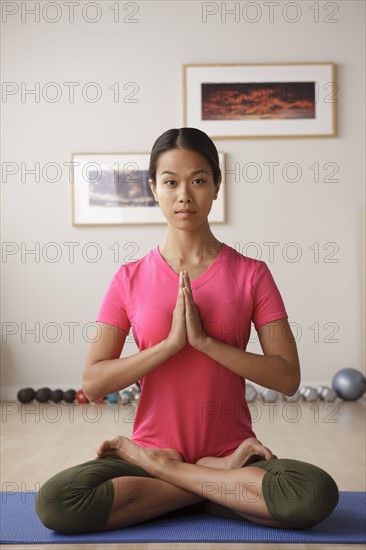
[263,459,339,529]
[35,469,113,534]
[291,467,339,528]
[35,475,83,534]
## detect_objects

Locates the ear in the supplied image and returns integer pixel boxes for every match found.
[213,177,222,200]
[148,179,159,202]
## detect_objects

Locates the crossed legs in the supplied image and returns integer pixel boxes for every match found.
[98,436,289,529]
[35,436,339,534]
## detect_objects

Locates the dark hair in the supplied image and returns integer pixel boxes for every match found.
[148,128,221,186]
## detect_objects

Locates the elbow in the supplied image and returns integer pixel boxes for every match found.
[283,376,301,397]
[281,361,301,397]
[81,379,94,402]
[282,382,300,397]
[82,367,100,402]
[82,383,102,403]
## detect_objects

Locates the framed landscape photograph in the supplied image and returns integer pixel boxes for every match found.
[183,63,336,139]
[72,152,226,225]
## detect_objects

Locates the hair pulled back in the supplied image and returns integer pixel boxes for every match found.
[148,128,221,186]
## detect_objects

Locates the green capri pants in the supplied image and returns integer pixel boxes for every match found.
[35,457,339,534]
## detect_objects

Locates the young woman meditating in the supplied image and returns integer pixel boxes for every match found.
[35,127,339,534]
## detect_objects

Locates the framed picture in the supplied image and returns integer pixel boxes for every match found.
[72,152,226,225]
[183,63,336,139]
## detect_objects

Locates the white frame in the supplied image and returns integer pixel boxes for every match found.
[183,63,336,139]
[72,152,226,225]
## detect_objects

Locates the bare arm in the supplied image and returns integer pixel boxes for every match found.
[82,272,187,401]
[196,318,301,396]
[182,271,300,396]
[82,323,173,401]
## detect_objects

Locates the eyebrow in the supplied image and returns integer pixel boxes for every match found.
[160,169,210,177]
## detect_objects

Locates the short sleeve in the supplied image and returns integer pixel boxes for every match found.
[251,261,288,330]
[95,267,131,333]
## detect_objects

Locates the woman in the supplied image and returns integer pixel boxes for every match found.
[35,128,339,534]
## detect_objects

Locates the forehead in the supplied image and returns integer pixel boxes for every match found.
[156,148,211,176]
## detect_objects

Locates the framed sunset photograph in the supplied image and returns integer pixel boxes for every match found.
[72,152,226,225]
[183,63,336,138]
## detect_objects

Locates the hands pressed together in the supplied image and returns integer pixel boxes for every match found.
[166,270,208,354]
[95,271,279,467]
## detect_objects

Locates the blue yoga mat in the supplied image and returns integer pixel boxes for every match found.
[0,492,365,544]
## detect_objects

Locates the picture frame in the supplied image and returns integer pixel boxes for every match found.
[71,152,226,225]
[183,63,336,139]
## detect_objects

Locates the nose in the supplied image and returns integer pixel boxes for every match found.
[178,183,193,203]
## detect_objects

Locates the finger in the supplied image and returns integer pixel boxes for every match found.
[179,286,186,313]
[183,287,195,312]
[183,271,192,292]
[183,287,189,306]
[183,274,194,303]
[176,273,185,306]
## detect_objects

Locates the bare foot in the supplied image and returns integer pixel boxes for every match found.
[196,438,277,470]
[95,435,183,471]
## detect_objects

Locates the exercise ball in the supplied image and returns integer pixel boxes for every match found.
[50,389,63,403]
[35,387,51,403]
[332,368,366,401]
[17,388,35,403]
[63,389,76,403]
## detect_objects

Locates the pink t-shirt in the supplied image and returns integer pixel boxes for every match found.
[96,243,288,463]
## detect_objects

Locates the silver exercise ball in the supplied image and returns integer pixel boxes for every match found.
[332,368,366,401]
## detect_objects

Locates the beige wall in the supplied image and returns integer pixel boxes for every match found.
[1,1,365,399]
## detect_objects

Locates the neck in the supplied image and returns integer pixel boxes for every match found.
[159,223,222,264]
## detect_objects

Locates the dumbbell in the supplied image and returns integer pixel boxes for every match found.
[317,386,337,401]
[75,389,89,404]
[245,383,257,403]
[259,387,279,402]
[300,386,318,401]
[128,383,140,400]
[106,392,119,404]
[119,383,141,404]
[282,390,302,402]
[119,389,132,404]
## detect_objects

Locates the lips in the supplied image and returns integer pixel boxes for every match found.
[176,210,196,214]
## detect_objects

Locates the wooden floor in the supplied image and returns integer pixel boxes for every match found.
[1,397,365,550]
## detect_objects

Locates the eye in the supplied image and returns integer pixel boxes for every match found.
[193,178,205,185]
[164,180,176,187]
